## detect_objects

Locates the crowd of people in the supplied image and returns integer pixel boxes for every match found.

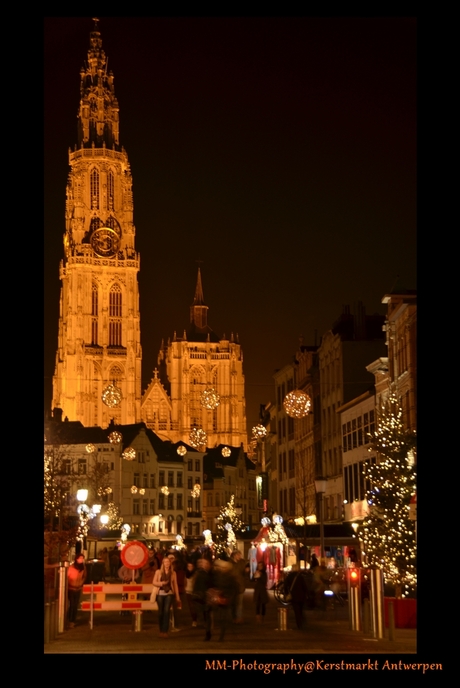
[67,545,336,638]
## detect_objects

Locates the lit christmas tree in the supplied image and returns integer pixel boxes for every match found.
[358,394,417,596]
[214,494,246,555]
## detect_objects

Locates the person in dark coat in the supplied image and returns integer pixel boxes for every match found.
[253,561,269,622]
[284,565,309,629]
[193,558,213,640]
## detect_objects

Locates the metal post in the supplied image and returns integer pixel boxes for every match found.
[319,493,325,562]
[369,567,384,639]
[388,599,395,641]
[44,603,50,644]
[363,598,370,634]
[348,573,362,632]
[276,606,287,631]
[133,610,143,632]
[58,562,68,634]
[50,600,56,640]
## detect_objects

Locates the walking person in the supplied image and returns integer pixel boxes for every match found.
[184,560,199,627]
[67,553,87,628]
[230,549,248,624]
[253,561,269,623]
[153,556,180,638]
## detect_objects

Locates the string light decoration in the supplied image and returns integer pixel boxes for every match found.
[86,443,95,453]
[173,534,185,550]
[161,486,169,496]
[177,445,187,457]
[131,485,138,494]
[102,384,122,408]
[97,486,112,497]
[189,427,207,450]
[357,394,417,596]
[214,494,246,555]
[122,447,136,461]
[203,529,214,547]
[283,390,312,419]
[200,388,221,410]
[108,431,122,444]
[139,488,145,495]
[106,502,123,530]
[191,484,201,498]
[252,424,267,440]
[221,446,231,458]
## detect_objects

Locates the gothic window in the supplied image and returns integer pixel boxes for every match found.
[107,170,114,211]
[90,169,100,210]
[91,283,98,345]
[109,284,122,346]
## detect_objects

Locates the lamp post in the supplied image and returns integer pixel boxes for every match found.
[314,478,327,563]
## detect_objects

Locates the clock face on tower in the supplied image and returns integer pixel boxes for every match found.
[90,226,120,257]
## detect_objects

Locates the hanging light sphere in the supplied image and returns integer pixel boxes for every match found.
[139,488,145,495]
[221,446,231,458]
[131,485,138,494]
[252,424,267,440]
[86,443,95,453]
[177,445,187,457]
[189,427,208,449]
[122,447,136,461]
[283,390,312,418]
[191,484,201,498]
[108,431,122,444]
[261,516,271,526]
[273,514,283,525]
[161,486,170,496]
[225,522,233,531]
[200,388,221,410]
[102,384,122,408]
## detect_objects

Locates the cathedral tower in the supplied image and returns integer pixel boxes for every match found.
[141,269,248,449]
[52,20,142,427]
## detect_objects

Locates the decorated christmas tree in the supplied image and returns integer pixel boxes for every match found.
[358,394,417,596]
[214,494,246,555]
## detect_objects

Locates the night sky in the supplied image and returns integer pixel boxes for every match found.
[44,17,416,432]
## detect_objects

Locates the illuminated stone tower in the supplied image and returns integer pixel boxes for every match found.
[52,20,142,427]
[141,268,248,449]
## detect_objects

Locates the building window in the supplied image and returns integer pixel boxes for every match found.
[109,284,122,346]
[133,499,140,515]
[159,494,165,510]
[187,498,193,513]
[187,477,193,490]
[143,473,148,488]
[188,459,192,471]
[61,459,71,475]
[159,471,165,487]
[78,459,86,475]
[90,168,99,209]
[142,499,148,515]
[149,499,155,515]
[91,283,98,345]
[195,460,200,472]
[168,471,174,487]
[207,493,213,507]
[150,474,156,488]
[167,494,174,510]
[195,477,200,485]
[107,170,115,210]
[177,472,183,488]
[133,473,140,487]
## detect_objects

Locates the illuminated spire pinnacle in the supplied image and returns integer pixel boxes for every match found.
[190,267,208,329]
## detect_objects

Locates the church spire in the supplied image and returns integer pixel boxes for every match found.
[77,18,120,149]
[190,267,208,329]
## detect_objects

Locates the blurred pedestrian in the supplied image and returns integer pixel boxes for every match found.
[230,550,248,624]
[67,553,87,628]
[284,565,309,629]
[153,556,180,637]
[253,561,269,622]
[184,561,199,627]
[211,559,239,642]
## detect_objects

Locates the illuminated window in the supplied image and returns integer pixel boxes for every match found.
[107,170,114,210]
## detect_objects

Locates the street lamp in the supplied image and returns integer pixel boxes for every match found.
[314,478,327,564]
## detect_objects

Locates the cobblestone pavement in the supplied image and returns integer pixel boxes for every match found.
[45,589,417,655]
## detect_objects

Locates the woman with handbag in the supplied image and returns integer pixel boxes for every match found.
[152,556,181,637]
